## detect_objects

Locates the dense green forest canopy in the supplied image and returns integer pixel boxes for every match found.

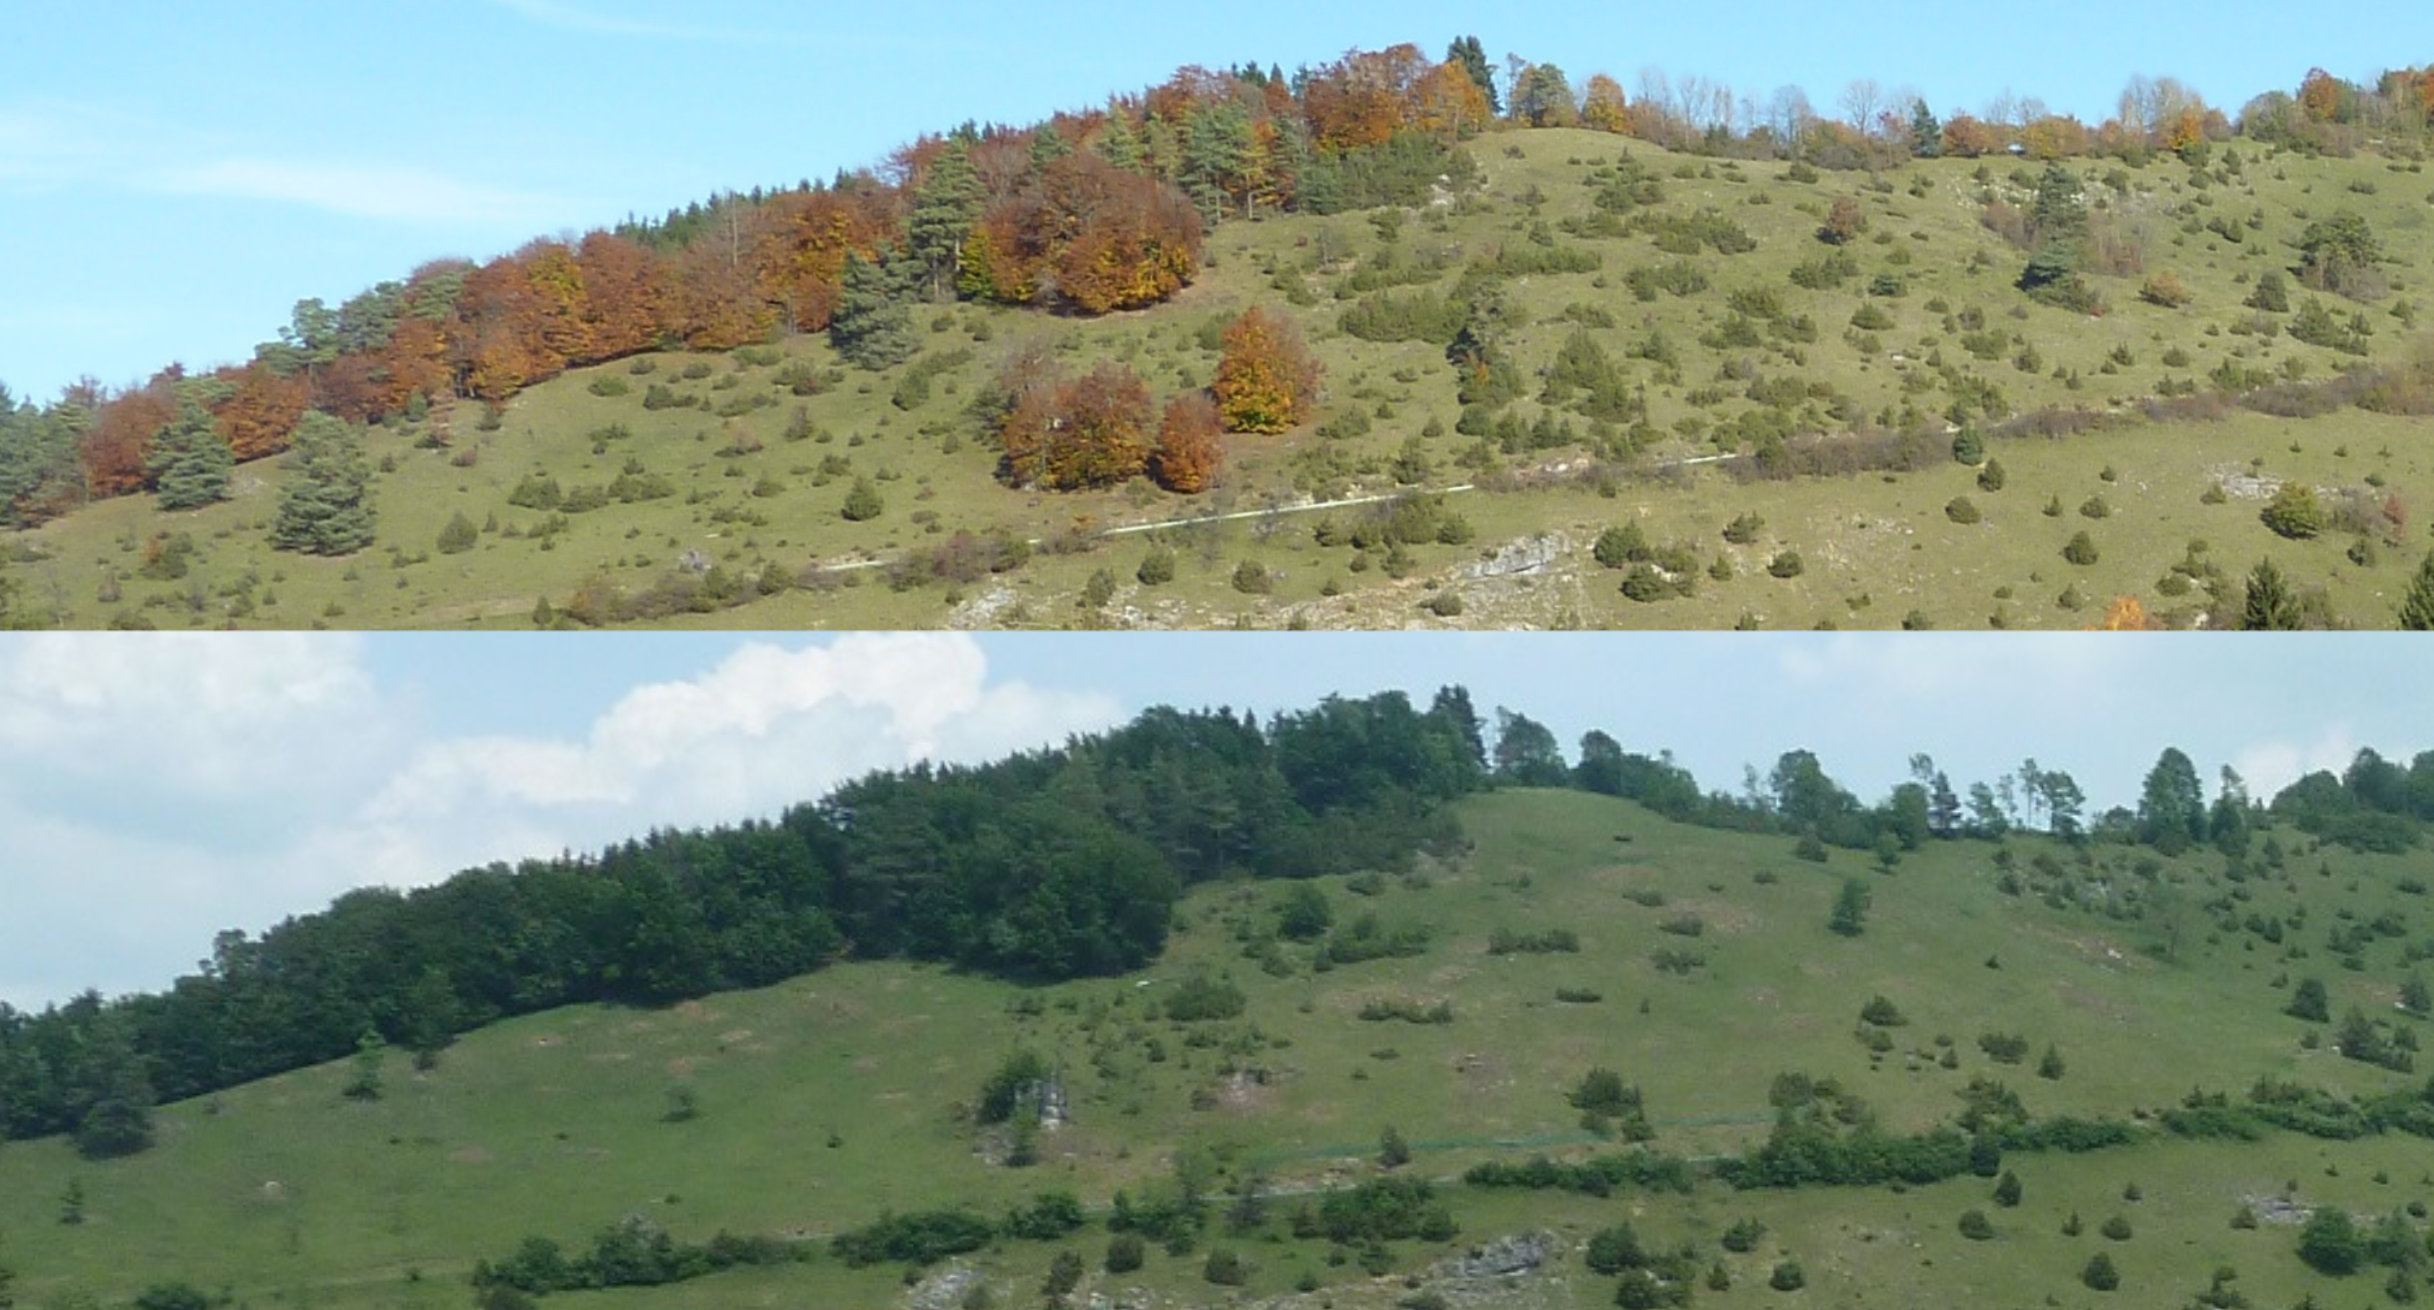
[4,680,2433,1167]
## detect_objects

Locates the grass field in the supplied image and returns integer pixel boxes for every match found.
[7,787,2434,1308]
[10,129,2433,630]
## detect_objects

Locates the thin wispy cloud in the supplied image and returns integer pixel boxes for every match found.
[1,99,578,227]
[478,0,814,45]
[159,158,568,227]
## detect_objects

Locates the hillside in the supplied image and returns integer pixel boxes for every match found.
[6,124,2434,630]
[10,779,2434,1309]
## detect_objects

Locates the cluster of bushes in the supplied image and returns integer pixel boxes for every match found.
[1317,912,1431,966]
[830,1210,997,1268]
[2166,1074,2434,1144]
[473,1218,800,1295]
[1288,1176,1457,1245]
[1462,1150,1695,1196]
[1357,996,1454,1024]
[1570,1068,1655,1140]
[557,563,789,626]
[1486,927,1580,955]
[1585,1221,1705,1306]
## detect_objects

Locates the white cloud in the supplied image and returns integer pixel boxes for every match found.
[0,632,382,800]
[2,99,574,227]
[158,158,568,227]
[476,0,812,44]
[2234,725,2361,800]
[358,634,1120,873]
[0,633,1122,1009]
[1775,632,2138,706]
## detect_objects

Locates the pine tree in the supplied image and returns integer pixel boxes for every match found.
[1379,1124,1410,1169]
[2399,550,2434,630]
[829,252,919,370]
[841,476,884,522]
[1181,101,1254,222]
[1027,124,1073,171]
[1447,36,1501,114]
[1095,99,1144,171]
[148,398,233,510]
[907,141,985,302]
[72,1017,155,1160]
[1828,878,1870,936]
[271,412,375,555]
[2239,559,2303,630]
[1910,100,1943,156]
[436,509,478,554]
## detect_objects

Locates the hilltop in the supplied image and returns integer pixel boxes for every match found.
[4,45,2434,629]
[6,697,2434,1307]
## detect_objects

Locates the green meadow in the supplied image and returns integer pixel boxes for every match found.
[11,129,2433,630]
[9,787,2434,1308]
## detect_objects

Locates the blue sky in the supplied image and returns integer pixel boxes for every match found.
[0,0,2405,402]
[0,631,2426,1010]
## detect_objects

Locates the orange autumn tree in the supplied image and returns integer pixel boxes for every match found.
[1152,392,1224,493]
[209,363,308,460]
[2298,67,2348,122]
[1301,44,1428,150]
[81,378,177,498]
[1582,75,1630,134]
[1213,306,1320,433]
[1409,60,1491,138]
[2090,596,2163,631]
[997,360,1156,490]
[751,189,898,334]
[965,154,1203,314]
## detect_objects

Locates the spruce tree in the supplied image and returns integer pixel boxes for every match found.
[148,399,233,509]
[906,140,984,302]
[2399,550,2434,630]
[840,476,884,522]
[2239,559,2303,630]
[271,412,376,555]
[1828,878,1870,936]
[1095,98,1144,171]
[829,252,919,370]
[1448,36,1501,113]
[72,1018,155,1160]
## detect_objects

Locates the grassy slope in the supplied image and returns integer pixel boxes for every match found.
[7,788,2434,1308]
[11,132,2433,631]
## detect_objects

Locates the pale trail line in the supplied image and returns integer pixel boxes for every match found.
[815,452,1739,574]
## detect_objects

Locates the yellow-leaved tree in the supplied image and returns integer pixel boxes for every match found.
[1213,306,1320,434]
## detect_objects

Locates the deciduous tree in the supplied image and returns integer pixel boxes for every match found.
[1446,36,1500,114]
[1582,75,1629,133]
[1152,391,1224,493]
[1214,306,1319,433]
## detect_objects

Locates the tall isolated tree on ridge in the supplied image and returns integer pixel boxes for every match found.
[1492,708,1568,786]
[1447,36,1499,114]
[2136,748,2207,854]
